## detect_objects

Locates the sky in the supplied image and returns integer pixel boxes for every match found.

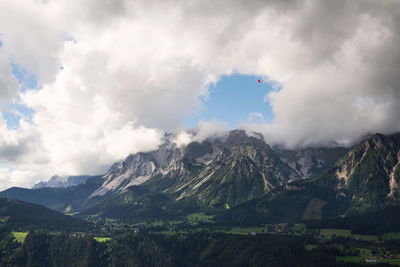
[0,0,400,189]
[184,74,275,128]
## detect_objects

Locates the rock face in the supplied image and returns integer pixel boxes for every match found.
[217,133,400,224]
[33,175,93,189]
[334,133,400,212]
[90,140,186,197]
[90,130,345,207]
[5,129,400,223]
[167,130,300,207]
[276,147,348,178]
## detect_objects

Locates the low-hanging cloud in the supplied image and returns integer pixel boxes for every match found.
[0,0,399,188]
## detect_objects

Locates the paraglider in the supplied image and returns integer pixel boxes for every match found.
[257,79,267,86]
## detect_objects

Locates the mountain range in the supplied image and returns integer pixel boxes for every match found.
[33,175,93,189]
[1,129,399,226]
[0,198,90,230]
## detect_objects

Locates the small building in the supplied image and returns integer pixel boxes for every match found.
[364,257,378,263]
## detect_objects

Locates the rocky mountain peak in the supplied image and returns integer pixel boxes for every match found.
[33,175,92,189]
[88,130,350,207]
[333,133,400,211]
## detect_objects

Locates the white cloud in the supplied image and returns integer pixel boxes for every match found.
[172,121,228,147]
[0,0,399,188]
[0,53,19,107]
[0,0,64,85]
[172,131,193,148]
[248,112,263,123]
[193,121,229,142]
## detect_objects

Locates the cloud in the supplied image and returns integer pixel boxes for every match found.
[248,112,263,123]
[243,3,400,148]
[172,131,193,148]
[193,121,229,142]
[0,53,19,107]
[0,0,399,188]
[172,121,229,147]
[0,0,64,85]
[0,116,45,164]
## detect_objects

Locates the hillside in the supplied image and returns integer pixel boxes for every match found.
[0,198,90,230]
[88,130,345,209]
[0,176,103,213]
[214,176,345,224]
[33,175,93,189]
[215,133,400,224]
[74,131,351,221]
[334,133,400,213]
[3,130,399,226]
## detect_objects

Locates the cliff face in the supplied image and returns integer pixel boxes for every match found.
[334,133,400,212]
[4,130,400,223]
[90,130,346,208]
[33,175,92,189]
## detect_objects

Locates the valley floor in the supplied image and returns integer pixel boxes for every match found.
[5,213,400,266]
[3,224,400,266]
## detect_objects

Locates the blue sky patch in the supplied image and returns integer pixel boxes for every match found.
[11,64,38,91]
[3,104,35,129]
[184,74,276,128]
[2,64,38,129]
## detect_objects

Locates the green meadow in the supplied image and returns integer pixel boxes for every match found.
[94,237,111,242]
[12,232,28,244]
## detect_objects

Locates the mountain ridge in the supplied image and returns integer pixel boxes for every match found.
[217,132,400,223]
[0,198,90,230]
[4,130,399,225]
[89,130,339,209]
[33,175,93,189]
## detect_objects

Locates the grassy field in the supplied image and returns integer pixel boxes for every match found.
[223,227,265,235]
[336,256,361,263]
[94,237,111,242]
[341,248,400,265]
[130,220,183,228]
[337,253,400,265]
[319,229,378,241]
[304,244,317,251]
[319,229,352,239]
[383,232,400,240]
[290,224,306,233]
[358,248,372,257]
[12,232,28,244]
[353,233,378,241]
[186,213,214,224]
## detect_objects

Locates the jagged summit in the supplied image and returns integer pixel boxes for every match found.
[4,130,400,223]
[33,175,93,189]
[334,132,400,211]
[89,129,342,207]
